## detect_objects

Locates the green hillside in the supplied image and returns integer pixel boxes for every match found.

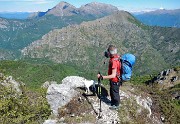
[0,15,97,59]
[0,59,95,89]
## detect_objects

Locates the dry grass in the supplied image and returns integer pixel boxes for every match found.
[58,91,97,123]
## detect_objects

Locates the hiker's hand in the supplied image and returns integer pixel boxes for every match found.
[97,74,103,80]
[97,74,101,78]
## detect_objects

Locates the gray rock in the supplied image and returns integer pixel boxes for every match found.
[46,83,78,115]
[0,73,4,78]
[61,76,86,88]
[41,81,57,88]
[171,76,178,82]
[1,75,22,93]
[43,119,57,124]
[46,76,88,116]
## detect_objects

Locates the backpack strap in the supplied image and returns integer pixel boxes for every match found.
[123,60,132,68]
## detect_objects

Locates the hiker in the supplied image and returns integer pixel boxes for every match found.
[97,44,121,110]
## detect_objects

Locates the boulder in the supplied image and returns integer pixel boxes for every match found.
[46,76,88,115]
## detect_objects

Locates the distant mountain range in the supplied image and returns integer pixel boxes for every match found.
[0,12,33,19]
[1,2,179,28]
[132,9,180,28]
[29,1,118,18]
[0,1,118,19]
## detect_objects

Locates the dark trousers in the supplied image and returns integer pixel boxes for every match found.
[110,81,121,106]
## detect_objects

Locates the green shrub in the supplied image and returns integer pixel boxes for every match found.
[0,85,51,124]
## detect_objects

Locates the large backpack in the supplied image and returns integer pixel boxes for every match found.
[120,53,136,82]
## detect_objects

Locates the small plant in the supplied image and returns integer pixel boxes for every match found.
[0,85,51,124]
[118,97,149,123]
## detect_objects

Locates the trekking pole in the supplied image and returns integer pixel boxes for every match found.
[98,72,102,119]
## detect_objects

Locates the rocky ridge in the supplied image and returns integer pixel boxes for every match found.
[44,76,163,124]
[79,2,119,17]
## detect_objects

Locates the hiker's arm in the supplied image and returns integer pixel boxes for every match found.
[97,68,116,79]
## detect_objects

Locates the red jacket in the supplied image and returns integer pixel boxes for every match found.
[108,55,121,82]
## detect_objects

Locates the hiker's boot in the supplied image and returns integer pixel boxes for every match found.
[109,105,120,110]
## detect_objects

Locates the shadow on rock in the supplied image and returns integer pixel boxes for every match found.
[84,84,111,105]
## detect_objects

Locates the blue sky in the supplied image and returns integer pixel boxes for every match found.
[0,0,179,12]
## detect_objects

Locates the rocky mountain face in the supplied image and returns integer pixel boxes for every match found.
[133,9,180,27]
[0,17,29,59]
[79,2,118,17]
[46,1,79,17]
[30,1,118,18]
[21,11,179,75]
[148,27,180,66]
[0,15,89,50]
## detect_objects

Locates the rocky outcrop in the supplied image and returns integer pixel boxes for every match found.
[0,73,23,94]
[150,68,179,89]
[46,76,90,115]
[44,76,162,124]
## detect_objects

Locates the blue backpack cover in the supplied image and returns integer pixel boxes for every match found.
[121,53,136,81]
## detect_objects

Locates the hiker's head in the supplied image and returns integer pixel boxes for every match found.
[104,45,117,58]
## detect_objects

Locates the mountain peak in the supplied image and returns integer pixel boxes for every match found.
[80,2,118,17]
[57,1,74,7]
[30,2,119,18]
[81,2,118,8]
[46,1,78,16]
